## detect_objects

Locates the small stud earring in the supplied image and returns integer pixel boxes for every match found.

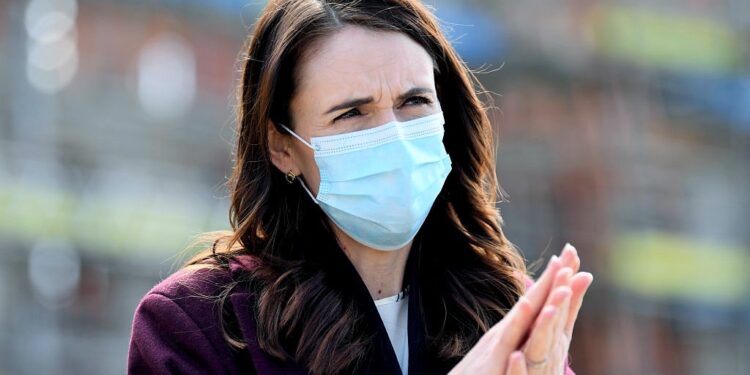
[285,170,297,184]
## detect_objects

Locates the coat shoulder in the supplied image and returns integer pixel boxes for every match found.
[128,254,261,374]
[148,253,261,300]
[148,264,231,301]
[136,253,263,335]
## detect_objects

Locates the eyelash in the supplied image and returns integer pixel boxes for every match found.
[333,96,433,122]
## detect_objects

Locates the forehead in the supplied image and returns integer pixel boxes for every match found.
[293,26,436,106]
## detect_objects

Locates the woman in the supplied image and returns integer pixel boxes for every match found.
[127,0,593,374]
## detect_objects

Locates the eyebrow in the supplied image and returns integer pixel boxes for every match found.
[323,87,435,115]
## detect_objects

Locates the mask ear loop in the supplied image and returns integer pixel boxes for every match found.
[297,178,319,204]
[278,123,319,204]
[279,123,315,150]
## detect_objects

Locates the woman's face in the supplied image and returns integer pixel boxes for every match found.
[268,25,442,197]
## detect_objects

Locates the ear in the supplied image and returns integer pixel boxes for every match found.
[267,120,299,176]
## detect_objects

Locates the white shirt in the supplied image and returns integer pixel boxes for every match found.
[374,289,409,375]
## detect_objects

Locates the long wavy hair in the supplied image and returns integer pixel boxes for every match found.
[184,0,527,373]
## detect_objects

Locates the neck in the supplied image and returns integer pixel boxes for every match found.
[331,224,411,300]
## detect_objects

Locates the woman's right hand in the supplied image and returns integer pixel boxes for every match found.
[448,245,591,375]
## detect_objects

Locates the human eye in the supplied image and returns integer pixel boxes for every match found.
[402,95,433,107]
[333,108,361,122]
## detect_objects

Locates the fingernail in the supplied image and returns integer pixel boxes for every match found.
[557,267,573,281]
[549,255,561,271]
[564,242,576,253]
[561,286,573,298]
[543,305,557,316]
[582,272,594,285]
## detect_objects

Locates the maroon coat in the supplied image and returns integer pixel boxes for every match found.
[127,244,575,374]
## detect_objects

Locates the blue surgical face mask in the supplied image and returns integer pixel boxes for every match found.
[279,111,452,251]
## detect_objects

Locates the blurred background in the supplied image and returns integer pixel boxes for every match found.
[0,0,748,374]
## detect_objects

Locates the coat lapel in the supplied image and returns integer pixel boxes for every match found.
[404,238,460,375]
[324,233,404,375]
[405,240,428,375]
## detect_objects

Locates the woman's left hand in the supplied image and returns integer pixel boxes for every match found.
[506,244,594,375]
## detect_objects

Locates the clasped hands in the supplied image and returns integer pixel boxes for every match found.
[449,243,594,375]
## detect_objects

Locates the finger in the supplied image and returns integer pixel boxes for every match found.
[550,270,572,320]
[544,267,573,307]
[524,286,572,361]
[457,300,533,375]
[490,295,536,361]
[516,243,576,287]
[554,267,573,289]
[505,351,528,375]
[521,256,563,315]
[558,243,580,274]
[512,256,563,346]
[552,283,572,343]
[517,267,573,347]
[546,286,572,373]
[522,304,558,365]
[564,272,594,337]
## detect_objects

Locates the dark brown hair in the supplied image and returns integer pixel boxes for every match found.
[184,0,526,373]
